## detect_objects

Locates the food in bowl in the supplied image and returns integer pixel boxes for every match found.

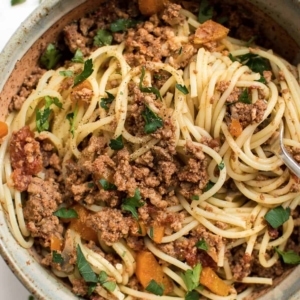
[1,0,300,299]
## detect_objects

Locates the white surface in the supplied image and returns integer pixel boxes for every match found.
[0,2,39,299]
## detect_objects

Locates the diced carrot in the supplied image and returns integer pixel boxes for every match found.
[151,223,165,244]
[229,118,243,138]
[0,121,8,139]
[138,0,166,16]
[136,251,173,295]
[50,235,63,251]
[199,267,231,296]
[68,205,98,243]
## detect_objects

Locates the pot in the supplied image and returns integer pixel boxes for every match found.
[0,0,300,299]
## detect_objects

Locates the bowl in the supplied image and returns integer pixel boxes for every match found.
[0,0,300,299]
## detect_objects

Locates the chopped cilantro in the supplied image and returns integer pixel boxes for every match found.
[121,189,144,219]
[228,53,237,62]
[146,279,164,296]
[110,18,139,32]
[185,290,200,300]
[176,84,189,95]
[52,251,64,264]
[36,96,63,132]
[94,29,113,47]
[139,67,162,100]
[237,53,271,75]
[11,0,26,5]
[72,49,85,63]
[218,160,225,170]
[141,106,163,134]
[109,135,124,150]
[275,248,300,265]
[195,239,209,251]
[73,59,94,86]
[191,195,200,201]
[198,0,214,23]
[256,76,267,84]
[238,89,251,104]
[99,179,117,191]
[40,43,62,70]
[59,70,74,77]
[181,263,202,292]
[98,271,116,292]
[53,207,78,219]
[203,181,214,192]
[264,206,290,229]
[100,91,115,110]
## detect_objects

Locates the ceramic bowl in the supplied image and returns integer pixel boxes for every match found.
[0,0,300,299]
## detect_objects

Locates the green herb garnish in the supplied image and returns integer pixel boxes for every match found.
[110,19,139,32]
[66,103,78,137]
[264,206,290,229]
[185,290,200,300]
[238,89,251,104]
[146,279,164,296]
[195,239,209,251]
[98,271,117,292]
[149,227,154,239]
[53,207,78,219]
[275,248,300,264]
[40,43,62,70]
[11,0,26,5]
[109,135,124,150]
[198,0,214,23]
[176,84,189,95]
[71,49,85,63]
[218,160,225,170]
[142,106,163,134]
[121,189,144,219]
[191,195,200,201]
[73,59,94,86]
[100,92,115,110]
[237,53,271,75]
[99,179,117,191]
[139,67,162,100]
[181,263,202,292]
[59,70,74,77]
[94,29,113,47]
[203,181,214,192]
[52,251,64,264]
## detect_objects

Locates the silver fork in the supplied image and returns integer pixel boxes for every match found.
[271,122,300,178]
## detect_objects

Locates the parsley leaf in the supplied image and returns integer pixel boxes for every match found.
[195,239,209,251]
[238,89,251,104]
[74,59,94,86]
[66,103,78,137]
[40,43,62,70]
[191,195,200,201]
[53,208,78,219]
[186,290,200,300]
[218,161,225,170]
[52,251,64,264]
[198,0,214,23]
[142,106,163,134]
[121,189,144,219]
[36,96,63,132]
[146,279,164,296]
[264,206,290,229]
[228,53,237,62]
[94,29,113,47]
[72,49,84,63]
[176,84,189,95]
[100,92,115,110]
[237,53,271,75]
[11,0,26,5]
[87,283,97,296]
[139,67,162,100]
[181,263,202,292]
[59,70,74,77]
[98,271,116,292]
[99,179,117,191]
[110,19,139,32]
[275,248,300,265]
[203,181,214,192]
[256,76,267,84]
[109,135,124,150]
[76,245,98,283]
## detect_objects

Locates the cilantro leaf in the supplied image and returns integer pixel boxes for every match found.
[99,179,117,191]
[181,263,202,292]
[256,76,267,84]
[264,206,290,228]
[59,70,74,77]
[40,43,62,70]
[218,161,225,170]
[121,189,144,219]
[77,245,98,283]
[72,49,84,63]
[139,67,162,100]
[110,19,139,32]
[275,248,300,265]
[94,29,113,47]
[203,181,214,192]
[195,239,209,251]
[74,59,94,86]
[98,271,116,292]
[53,208,78,219]
[238,89,251,104]
[11,0,26,5]
[198,0,214,23]
[142,106,163,134]
[52,251,64,264]
[36,96,63,132]
[109,135,124,150]
[176,84,189,95]
[87,283,97,296]
[100,92,115,110]
[186,290,200,300]
[236,53,271,75]
[146,279,164,296]
[191,195,200,201]
[228,53,237,62]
